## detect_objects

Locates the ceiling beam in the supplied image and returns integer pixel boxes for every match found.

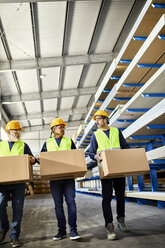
[10,106,91,121]
[23,120,84,132]
[30,2,44,126]
[2,86,98,104]
[0,53,114,72]
[88,0,111,54]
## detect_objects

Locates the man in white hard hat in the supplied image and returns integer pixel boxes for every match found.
[89,110,130,240]
[40,118,80,241]
[0,121,36,247]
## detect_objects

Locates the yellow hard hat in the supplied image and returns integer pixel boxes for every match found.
[92,110,109,120]
[50,118,67,129]
[5,120,23,131]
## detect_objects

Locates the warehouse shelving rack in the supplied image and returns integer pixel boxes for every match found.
[75,0,165,207]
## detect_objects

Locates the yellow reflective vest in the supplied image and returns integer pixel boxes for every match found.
[94,127,120,152]
[0,140,25,156]
[46,137,71,151]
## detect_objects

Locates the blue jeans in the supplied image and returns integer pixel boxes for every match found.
[0,183,25,239]
[50,179,77,233]
[101,177,125,226]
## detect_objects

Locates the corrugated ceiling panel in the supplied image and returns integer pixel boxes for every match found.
[42,67,60,92]
[19,120,29,127]
[43,98,57,112]
[94,0,134,53]
[0,3,35,59]
[0,40,7,60]
[60,97,75,110]
[63,65,83,89]
[68,1,101,55]
[62,115,70,122]
[83,63,105,87]
[44,117,53,125]
[16,70,39,93]
[38,2,66,57]
[72,114,82,121]
[30,119,42,126]
[4,102,25,115]
[76,95,91,108]
[25,101,41,113]
[0,72,18,95]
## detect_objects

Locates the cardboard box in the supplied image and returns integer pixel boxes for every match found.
[99,148,150,179]
[40,149,87,180]
[0,155,32,184]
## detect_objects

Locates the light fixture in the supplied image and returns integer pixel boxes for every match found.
[40,74,46,79]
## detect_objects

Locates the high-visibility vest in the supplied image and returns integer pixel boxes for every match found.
[46,136,72,151]
[0,140,25,156]
[94,127,120,152]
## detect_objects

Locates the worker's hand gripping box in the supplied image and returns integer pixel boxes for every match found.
[98,148,150,179]
[40,149,87,180]
[0,154,32,184]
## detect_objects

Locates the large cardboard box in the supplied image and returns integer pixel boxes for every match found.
[0,154,32,184]
[99,148,150,179]
[40,149,87,180]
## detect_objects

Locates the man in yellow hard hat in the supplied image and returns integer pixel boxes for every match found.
[0,120,36,247]
[89,110,129,240]
[40,118,80,241]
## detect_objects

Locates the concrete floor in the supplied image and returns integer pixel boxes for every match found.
[1,193,165,248]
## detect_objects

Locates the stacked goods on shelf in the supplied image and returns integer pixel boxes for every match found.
[33,163,51,194]
[72,124,86,144]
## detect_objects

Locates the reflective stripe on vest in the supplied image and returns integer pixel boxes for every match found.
[46,136,71,151]
[94,127,120,152]
[0,140,25,156]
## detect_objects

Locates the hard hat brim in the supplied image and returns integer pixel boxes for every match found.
[51,123,67,129]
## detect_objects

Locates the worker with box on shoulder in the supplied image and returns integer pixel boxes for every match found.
[40,118,80,241]
[89,110,130,240]
[0,120,36,248]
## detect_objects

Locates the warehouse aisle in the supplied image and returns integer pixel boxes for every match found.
[1,193,165,248]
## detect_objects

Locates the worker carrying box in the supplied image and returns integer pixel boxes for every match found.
[40,149,87,180]
[0,120,36,247]
[38,118,87,241]
[89,110,148,241]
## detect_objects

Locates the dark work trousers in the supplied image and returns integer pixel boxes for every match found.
[0,183,25,239]
[50,178,77,233]
[101,177,125,226]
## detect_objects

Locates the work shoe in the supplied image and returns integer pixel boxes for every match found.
[0,229,9,243]
[70,229,80,240]
[117,218,129,232]
[106,223,117,240]
[10,238,22,247]
[53,231,66,241]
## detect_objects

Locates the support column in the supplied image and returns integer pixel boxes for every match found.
[127,176,133,191]
[146,142,158,192]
